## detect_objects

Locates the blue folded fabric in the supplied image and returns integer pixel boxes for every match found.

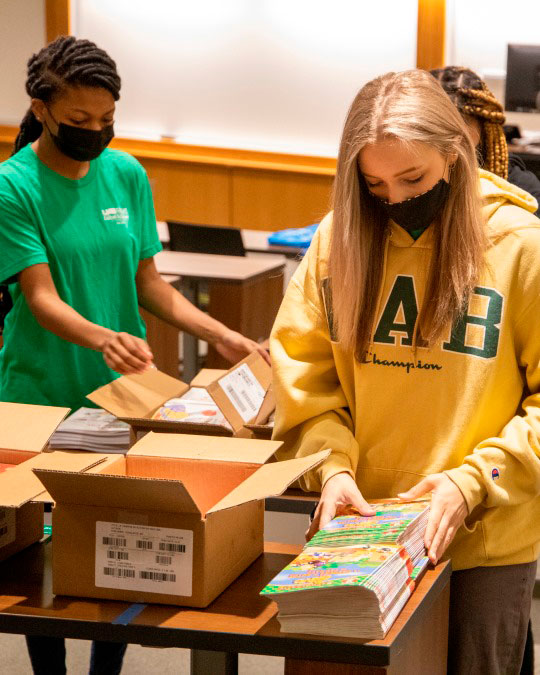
[268,223,319,248]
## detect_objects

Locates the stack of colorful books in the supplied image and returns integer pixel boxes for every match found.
[260,500,430,639]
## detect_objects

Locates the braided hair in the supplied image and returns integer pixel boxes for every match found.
[431,66,508,180]
[13,36,121,155]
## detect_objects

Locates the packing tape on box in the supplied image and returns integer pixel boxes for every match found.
[111,603,147,625]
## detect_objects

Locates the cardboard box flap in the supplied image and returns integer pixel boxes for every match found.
[128,431,281,465]
[189,369,227,387]
[254,385,275,425]
[0,451,109,508]
[207,352,272,432]
[0,402,70,454]
[207,449,330,513]
[33,469,202,514]
[86,369,189,419]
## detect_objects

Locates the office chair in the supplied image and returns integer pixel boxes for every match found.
[166,221,246,257]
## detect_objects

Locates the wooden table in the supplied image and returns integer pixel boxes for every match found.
[0,539,450,674]
[151,250,285,380]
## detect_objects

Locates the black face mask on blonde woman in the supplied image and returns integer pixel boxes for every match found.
[371,176,451,232]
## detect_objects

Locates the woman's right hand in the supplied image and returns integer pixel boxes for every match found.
[100,332,154,375]
[306,472,376,541]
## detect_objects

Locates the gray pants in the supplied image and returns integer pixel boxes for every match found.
[448,560,537,675]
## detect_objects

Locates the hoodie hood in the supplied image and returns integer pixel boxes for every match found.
[479,168,540,236]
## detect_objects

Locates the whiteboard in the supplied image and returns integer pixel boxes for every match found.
[72,0,418,157]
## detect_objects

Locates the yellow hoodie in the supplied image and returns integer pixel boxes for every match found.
[270,170,540,571]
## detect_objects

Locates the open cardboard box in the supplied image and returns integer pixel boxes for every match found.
[0,402,114,563]
[87,352,272,443]
[34,432,329,607]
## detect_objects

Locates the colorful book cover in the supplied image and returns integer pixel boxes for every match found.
[152,388,232,428]
[306,500,429,549]
[260,543,405,596]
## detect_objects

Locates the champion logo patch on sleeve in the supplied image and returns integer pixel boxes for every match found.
[491,468,500,481]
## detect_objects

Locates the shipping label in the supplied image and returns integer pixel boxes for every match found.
[218,363,266,423]
[0,508,16,549]
[95,522,193,596]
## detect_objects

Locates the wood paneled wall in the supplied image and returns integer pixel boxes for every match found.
[0,127,334,230]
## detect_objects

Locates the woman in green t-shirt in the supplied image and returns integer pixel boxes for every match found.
[0,35,270,414]
[0,36,268,675]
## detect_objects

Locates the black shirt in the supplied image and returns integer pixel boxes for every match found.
[508,154,540,216]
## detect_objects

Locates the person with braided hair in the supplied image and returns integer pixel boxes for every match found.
[432,66,540,216]
[0,35,269,674]
[431,71,539,675]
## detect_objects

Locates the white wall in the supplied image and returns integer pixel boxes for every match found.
[72,0,417,156]
[0,0,45,126]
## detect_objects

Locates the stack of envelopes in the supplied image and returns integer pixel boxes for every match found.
[49,407,131,453]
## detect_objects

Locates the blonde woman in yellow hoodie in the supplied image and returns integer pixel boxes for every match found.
[271,69,540,675]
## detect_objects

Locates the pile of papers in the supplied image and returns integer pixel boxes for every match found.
[260,500,430,639]
[49,407,130,453]
[152,388,233,429]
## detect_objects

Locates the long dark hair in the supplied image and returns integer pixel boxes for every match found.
[13,36,121,155]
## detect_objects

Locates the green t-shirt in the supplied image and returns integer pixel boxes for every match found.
[0,145,162,410]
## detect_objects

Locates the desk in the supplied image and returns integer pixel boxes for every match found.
[0,540,450,675]
[152,251,285,381]
[157,221,306,259]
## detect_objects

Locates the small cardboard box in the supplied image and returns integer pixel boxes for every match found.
[0,402,112,563]
[87,352,272,442]
[34,433,328,607]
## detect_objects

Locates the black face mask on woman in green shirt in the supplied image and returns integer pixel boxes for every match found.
[45,108,115,162]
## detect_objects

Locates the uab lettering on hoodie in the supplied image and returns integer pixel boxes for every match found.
[371,275,503,361]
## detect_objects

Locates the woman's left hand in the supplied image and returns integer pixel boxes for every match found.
[398,473,468,564]
[214,328,271,366]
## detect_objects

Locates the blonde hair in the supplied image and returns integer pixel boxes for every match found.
[329,69,487,360]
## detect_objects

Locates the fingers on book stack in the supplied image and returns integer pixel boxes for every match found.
[260,500,431,639]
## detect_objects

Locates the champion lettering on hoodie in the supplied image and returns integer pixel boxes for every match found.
[270,169,540,571]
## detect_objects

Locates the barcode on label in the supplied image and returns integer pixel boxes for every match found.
[140,571,176,582]
[159,542,186,553]
[102,536,126,547]
[155,555,172,565]
[136,540,153,550]
[103,567,135,578]
[225,385,247,413]
[0,526,7,537]
[107,550,129,560]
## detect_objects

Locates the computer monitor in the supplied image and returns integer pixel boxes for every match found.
[505,44,540,112]
[166,221,246,257]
